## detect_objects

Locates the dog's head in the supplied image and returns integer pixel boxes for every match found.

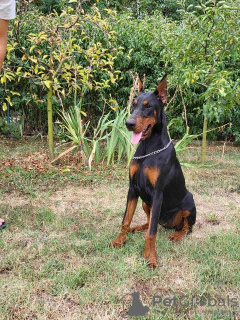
[126,75,167,145]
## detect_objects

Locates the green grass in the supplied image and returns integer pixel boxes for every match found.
[0,137,239,319]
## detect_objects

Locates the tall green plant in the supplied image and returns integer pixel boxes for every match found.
[88,112,112,170]
[60,102,114,169]
[106,109,135,165]
[60,104,89,156]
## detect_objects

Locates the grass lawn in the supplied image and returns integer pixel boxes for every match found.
[0,137,239,320]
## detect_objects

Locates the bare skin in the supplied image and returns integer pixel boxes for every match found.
[0,19,9,69]
[0,19,9,227]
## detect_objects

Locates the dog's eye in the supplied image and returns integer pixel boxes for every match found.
[132,98,138,105]
[144,103,151,108]
[143,100,151,108]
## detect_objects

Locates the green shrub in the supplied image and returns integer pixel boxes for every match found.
[1,0,239,147]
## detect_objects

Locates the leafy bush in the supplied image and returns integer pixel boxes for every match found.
[1,0,239,155]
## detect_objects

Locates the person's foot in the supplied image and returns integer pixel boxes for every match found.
[0,218,6,230]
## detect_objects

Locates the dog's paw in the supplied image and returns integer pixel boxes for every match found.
[146,256,158,269]
[147,260,157,269]
[169,232,185,241]
[144,252,158,269]
[110,240,121,248]
[110,237,125,249]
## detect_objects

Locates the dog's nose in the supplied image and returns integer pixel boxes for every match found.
[126,119,136,130]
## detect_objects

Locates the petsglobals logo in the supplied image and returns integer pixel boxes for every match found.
[120,292,238,318]
[152,294,238,308]
[120,292,149,318]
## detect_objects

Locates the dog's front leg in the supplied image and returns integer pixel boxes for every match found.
[144,192,163,269]
[110,187,138,248]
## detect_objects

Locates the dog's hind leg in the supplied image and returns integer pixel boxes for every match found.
[169,210,190,241]
[129,202,150,233]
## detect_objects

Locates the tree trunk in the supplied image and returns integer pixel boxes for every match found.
[47,84,54,159]
[201,115,208,164]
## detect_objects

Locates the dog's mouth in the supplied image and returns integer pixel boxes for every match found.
[142,124,152,136]
[131,124,152,145]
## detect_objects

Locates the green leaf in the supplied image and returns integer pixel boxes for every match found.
[2,103,7,112]
[44,80,52,89]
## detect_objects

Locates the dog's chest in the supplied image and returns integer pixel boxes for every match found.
[130,161,160,201]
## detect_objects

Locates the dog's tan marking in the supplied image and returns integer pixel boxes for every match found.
[110,199,138,248]
[129,162,139,179]
[169,210,190,241]
[144,209,157,268]
[130,202,150,233]
[144,167,160,187]
[143,100,148,106]
[160,209,183,229]
[134,99,138,105]
[134,116,156,140]
[144,233,157,268]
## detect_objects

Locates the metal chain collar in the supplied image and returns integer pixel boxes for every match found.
[132,139,172,160]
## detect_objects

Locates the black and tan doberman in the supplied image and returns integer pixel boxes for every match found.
[110,75,196,268]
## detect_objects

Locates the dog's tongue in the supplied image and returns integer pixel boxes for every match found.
[131,132,142,145]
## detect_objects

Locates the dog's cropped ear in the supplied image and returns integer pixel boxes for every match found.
[138,73,144,93]
[154,74,167,104]
[138,80,144,93]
